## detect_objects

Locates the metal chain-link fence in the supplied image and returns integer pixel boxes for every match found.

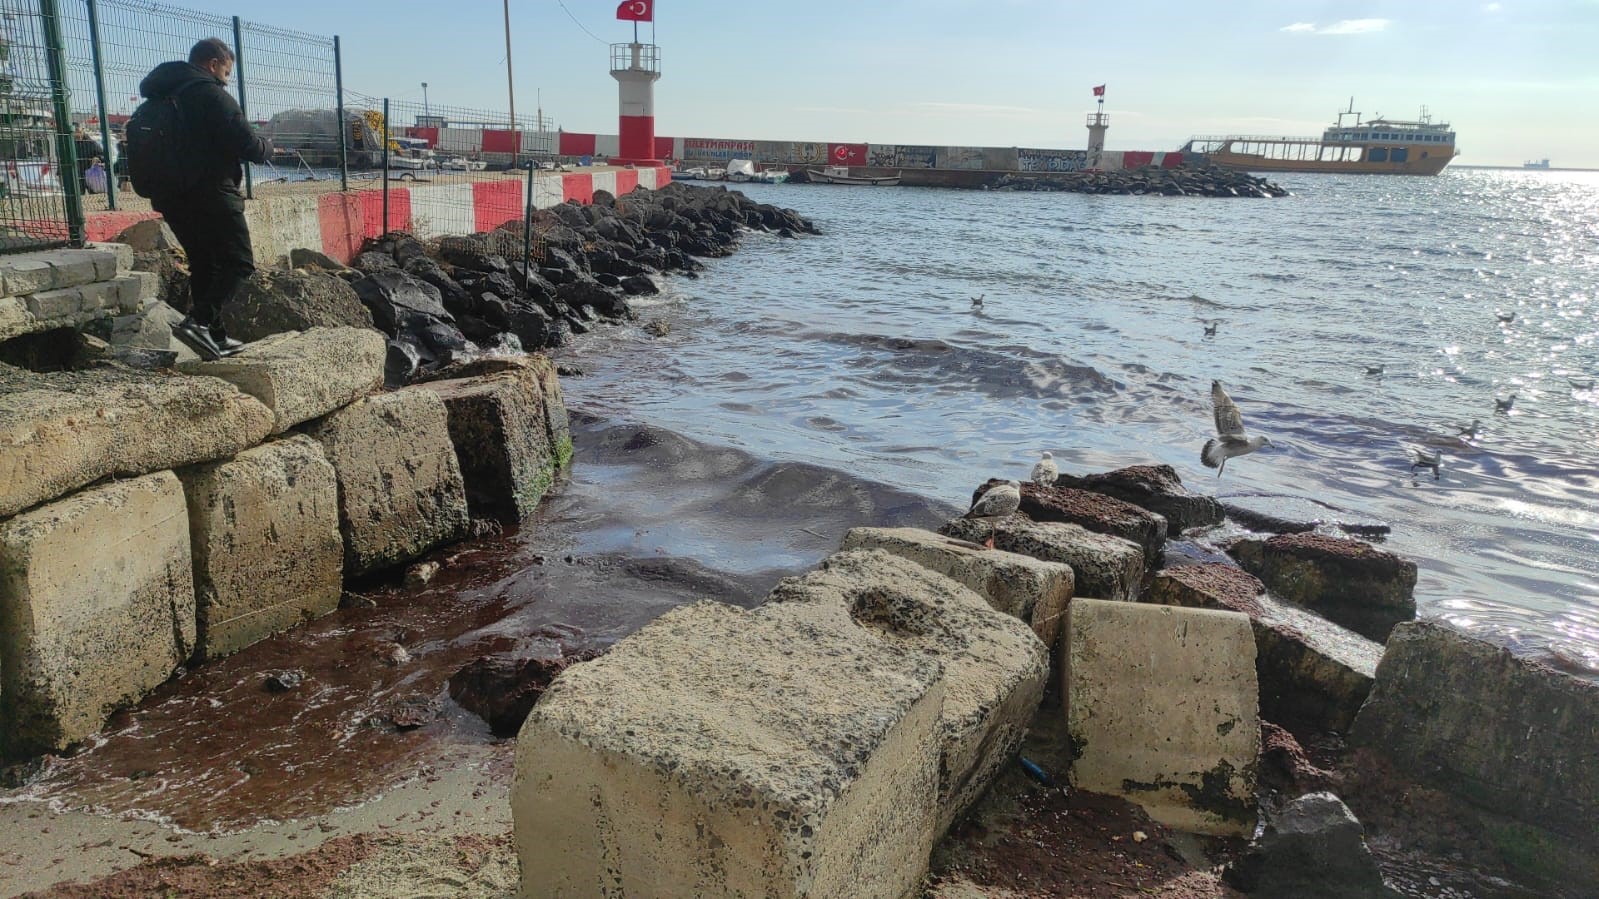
[1,0,78,251]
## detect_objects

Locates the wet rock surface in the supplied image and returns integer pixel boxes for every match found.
[1056,463,1223,533]
[1229,533,1417,642]
[449,646,604,737]
[1224,792,1399,898]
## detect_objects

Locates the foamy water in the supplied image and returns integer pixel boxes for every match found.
[560,169,1599,669]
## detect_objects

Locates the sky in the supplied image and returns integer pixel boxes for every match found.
[184,0,1599,167]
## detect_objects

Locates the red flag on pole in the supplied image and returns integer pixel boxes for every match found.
[1092,84,1106,97]
[616,0,653,21]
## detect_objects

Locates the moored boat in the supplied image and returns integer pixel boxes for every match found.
[805,165,900,186]
[1181,100,1458,176]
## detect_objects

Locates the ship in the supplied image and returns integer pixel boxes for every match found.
[1179,100,1458,176]
[1523,159,1551,169]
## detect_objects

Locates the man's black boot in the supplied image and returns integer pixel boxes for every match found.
[172,316,223,361]
[209,324,245,356]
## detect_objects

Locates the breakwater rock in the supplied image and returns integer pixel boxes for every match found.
[994,165,1287,198]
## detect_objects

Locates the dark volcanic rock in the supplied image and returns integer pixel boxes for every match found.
[1228,533,1416,642]
[352,270,455,333]
[1224,792,1398,898]
[352,251,399,274]
[977,480,1166,567]
[449,649,603,737]
[221,270,374,342]
[1350,620,1599,884]
[556,277,630,320]
[131,249,191,312]
[1148,563,1381,732]
[1056,463,1222,532]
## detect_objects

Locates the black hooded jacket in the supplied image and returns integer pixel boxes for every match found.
[138,61,271,191]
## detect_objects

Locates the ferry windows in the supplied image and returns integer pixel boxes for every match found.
[1369,147,1390,162]
[1392,148,1408,162]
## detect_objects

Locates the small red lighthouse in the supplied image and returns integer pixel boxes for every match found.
[609,1,661,166]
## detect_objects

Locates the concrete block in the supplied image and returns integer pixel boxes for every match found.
[303,389,469,576]
[131,270,160,304]
[179,435,343,659]
[513,599,945,899]
[0,257,55,297]
[1149,564,1380,732]
[1229,533,1416,642]
[1011,480,1167,567]
[44,250,111,290]
[1351,621,1599,865]
[526,353,572,466]
[0,365,275,518]
[764,550,1049,835]
[940,516,1143,602]
[839,526,1073,649]
[1065,598,1259,836]
[0,297,24,340]
[111,274,143,312]
[181,326,385,434]
[410,360,558,523]
[0,472,195,755]
[20,286,83,320]
[86,240,135,273]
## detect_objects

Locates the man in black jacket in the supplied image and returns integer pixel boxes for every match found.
[138,37,271,359]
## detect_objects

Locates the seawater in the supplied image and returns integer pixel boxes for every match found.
[559,169,1599,669]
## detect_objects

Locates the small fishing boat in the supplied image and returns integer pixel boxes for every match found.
[726,158,756,183]
[805,165,900,186]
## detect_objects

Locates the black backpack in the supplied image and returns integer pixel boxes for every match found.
[126,83,204,198]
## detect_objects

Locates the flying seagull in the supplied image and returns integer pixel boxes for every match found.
[1495,394,1517,413]
[1364,364,1386,377]
[1030,451,1058,487]
[966,480,1022,520]
[1410,447,1442,481]
[1201,380,1272,477]
[1496,311,1516,323]
[1457,419,1481,439]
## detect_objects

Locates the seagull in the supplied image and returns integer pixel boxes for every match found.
[1410,447,1442,481]
[1457,419,1481,439]
[1496,311,1516,323]
[1364,364,1386,376]
[1030,451,1058,486]
[1494,394,1517,413]
[966,480,1022,520]
[1201,380,1272,477]
[971,294,985,310]
[1571,378,1595,390]
[1201,320,1220,337]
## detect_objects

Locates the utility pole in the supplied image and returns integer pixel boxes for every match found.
[421,81,429,119]
[503,0,517,166]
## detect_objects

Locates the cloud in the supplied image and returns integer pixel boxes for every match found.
[1281,18,1391,35]
[1483,2,1503,11]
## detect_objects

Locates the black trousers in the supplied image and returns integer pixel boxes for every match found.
[154,183,255,327]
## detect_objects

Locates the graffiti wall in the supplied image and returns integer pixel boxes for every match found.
[827,143,868,165]
[894,145,938,168]
[683,138,756,162]
[1018,148,1089,172]
[935,146,986,170]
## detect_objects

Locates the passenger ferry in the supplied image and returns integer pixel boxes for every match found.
[1180,101,1458,176]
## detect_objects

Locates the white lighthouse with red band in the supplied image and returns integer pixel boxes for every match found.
[610,0,660,166]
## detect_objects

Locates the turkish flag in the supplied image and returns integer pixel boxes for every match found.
[1092,84,1106,97]
[616,0,653,21]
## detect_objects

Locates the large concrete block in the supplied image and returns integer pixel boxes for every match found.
[179,435,343,659]
[0,364,274,518]
[1004,480,1167,567]
[940,515,1143,602]
[1149,564,1381,732]
[1351,621,1599,873]
[411,357,561,523]
[839,526,1072,649]
[764,549,1049,835]
[525,353,572,467]
[1229,533,1416,642]
[514,599,945,899]
[1065,598,1259,836]
[303,389,469,576]
[181,326,385,434]
[1,273,149,341]
[0,472,195,754]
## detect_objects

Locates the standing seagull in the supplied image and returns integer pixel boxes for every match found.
[1410,447,1442,481]
[966,480,1022,520]
[1201,380,1273,477]
[1495,394,1517,414]
[1030,451,1058,487]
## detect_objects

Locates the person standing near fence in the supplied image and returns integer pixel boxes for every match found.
[131,37,272,359]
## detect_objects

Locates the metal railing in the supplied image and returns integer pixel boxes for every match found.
[609,41,658,74]
[1,0,78,251]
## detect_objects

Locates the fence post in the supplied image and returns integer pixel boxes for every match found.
[38,0,84,245]
[381,98,390,234]
[231,16,252,200]
[521,160,535,292]
[84,0,116,208]
[333,36,348,192]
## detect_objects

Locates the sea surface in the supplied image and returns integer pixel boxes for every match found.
[559,169,1599,670]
